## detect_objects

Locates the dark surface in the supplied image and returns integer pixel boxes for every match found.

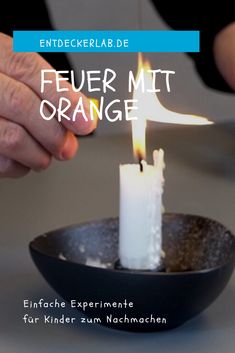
[30,214,235,332]
[0,0,71,72]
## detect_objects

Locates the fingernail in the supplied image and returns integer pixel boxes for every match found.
[60,131,78,160]
[77,97,97,135]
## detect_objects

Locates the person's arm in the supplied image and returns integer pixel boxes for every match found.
[214,22,235,91]
[151,0,235,92]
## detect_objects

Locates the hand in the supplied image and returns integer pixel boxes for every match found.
[0,33,95,178]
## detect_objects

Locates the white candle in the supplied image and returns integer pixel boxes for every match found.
[118,52,212,271]
[119,149,164,270]
[118,53,167,271]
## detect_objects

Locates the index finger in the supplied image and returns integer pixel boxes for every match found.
[0,33,95,135]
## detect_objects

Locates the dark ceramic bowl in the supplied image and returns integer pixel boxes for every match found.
[29,214,235,332]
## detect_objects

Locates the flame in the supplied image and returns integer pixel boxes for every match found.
[131,53,213,161]
[132,116,146,161]
[131,54,148,161]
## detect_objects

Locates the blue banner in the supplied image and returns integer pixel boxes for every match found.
[13,30,200,53]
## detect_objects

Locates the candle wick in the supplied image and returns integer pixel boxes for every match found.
[139,158,143,173]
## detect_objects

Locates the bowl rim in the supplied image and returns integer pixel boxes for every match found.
[29,213,235,277]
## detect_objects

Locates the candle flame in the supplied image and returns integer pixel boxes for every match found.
[131,54,149,161]
[130,53,213,161]
[132,116,146,162]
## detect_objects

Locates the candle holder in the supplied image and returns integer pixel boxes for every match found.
[29,214,235,332]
